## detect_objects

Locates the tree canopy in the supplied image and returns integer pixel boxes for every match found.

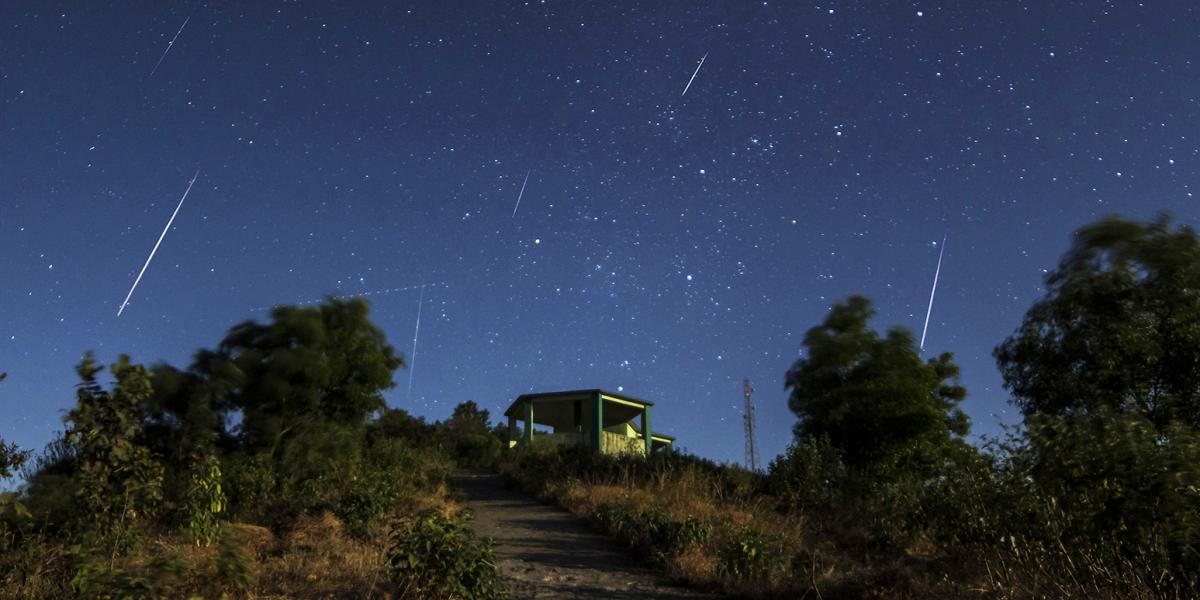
[216,298,404,452]
[994,214,1200,430]
[785,296,969,472]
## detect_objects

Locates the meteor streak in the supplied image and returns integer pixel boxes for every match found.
[511,170,530,218]
[117,170,199,317]
[149,11,194,78]
[406,285,425,401]
[250,281,447,312]
[919,231,948,351]
[681,52,708,97]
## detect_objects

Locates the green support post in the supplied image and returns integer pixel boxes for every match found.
[643,405,653,456]
[592,392,604,453]
[523,400,534,446]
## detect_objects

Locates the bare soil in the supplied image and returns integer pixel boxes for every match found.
[454,472,724,600]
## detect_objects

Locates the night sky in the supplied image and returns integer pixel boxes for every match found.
[3,2,1198,467]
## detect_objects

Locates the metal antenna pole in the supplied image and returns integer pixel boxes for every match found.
[743,378,759,472]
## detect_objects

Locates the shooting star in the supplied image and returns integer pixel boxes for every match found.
[406,285,425,401]
[919,231,948,351]
[148,10,194,78]
[681,52,708,97]
[511,170,531,218]
[249,281,448,312]
[117,170,200,317]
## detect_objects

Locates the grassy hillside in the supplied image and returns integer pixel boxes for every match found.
[500,440,1197,599]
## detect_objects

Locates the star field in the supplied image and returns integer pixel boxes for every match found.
[2,1,1198,465]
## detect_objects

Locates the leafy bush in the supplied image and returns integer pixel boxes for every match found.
[212,527,255,595]
[717,526,787,584]
[222,452,275,522]
[70,551,190,599]
[592,504,712,558]
[337,476,399,539]
[181,451,226,547]
[454,433,503,469]
[387,509,501,600]
[66,355,165,552]
[763,435,847,513]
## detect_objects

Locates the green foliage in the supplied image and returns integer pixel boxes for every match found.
[368,407,437,449]
[992,215,1200,593]
[785,296,969,475]
[273,419,362,514]
[336,476,398,540]
[66,526,255,600]
[592,504,712,558]
[1018,411,1200,575]
[445,401,493,436]
[507,443,760,506]
[221,452,275,522]
[181,451,226,547]
[764,435,847,513]
[139,356,233,480]
[65,354,165,549]
[70,550,189,600]
[441,401,505,468]
[995,214,1200,429]
[218,297,403,452]
[0,439,30,482]
[453,433,503,469]
[387,509,501,600]
[717,526,787,584]
[213,527,255,595]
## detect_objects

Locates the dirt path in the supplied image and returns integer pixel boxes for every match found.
[454,472,723,600]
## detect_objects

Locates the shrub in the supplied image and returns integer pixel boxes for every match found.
[763,435,847,513]
[387,509,502,600]
[717,526,787,584]
[212,527,255,595]
[66,355,165,553]
[592,504,712,558]
[336,476,398,539]
[70,551,189,599]
[222,452,275,522]
[181,451,226,547]
[454,433,503,469]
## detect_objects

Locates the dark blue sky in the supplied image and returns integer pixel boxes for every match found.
[2,1,1198,466]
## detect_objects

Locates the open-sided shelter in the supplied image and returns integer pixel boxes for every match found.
[504,389,675,456]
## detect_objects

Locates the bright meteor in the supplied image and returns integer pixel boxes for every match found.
[148,10,194,78]
[681,52,708,97]
[116,170,199,317]
[919,231,948,351]
[406,284,425,402]
[512,170,531,218]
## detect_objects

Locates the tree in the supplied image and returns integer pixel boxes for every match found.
[444,401,492,437]
[995,214,1200,430]
[215,297,403,454]
[368,407,437,450]
[0,372,31,481]
[785,296,969,473]
[65,354,165,550]
[441,402,503,468]
[994,215,1200,577]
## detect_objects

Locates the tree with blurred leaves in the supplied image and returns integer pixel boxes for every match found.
[995,214,1200,431]
[995,215,1200,576]
[216,298,403,455]
[0,372,31,481]
[444,401,492,437]
[367,407,437,449]
[442,401,503,469]
[785,295,970,475]
[65,354,165,552]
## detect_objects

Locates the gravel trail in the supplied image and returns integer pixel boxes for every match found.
[454,472,723,600]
